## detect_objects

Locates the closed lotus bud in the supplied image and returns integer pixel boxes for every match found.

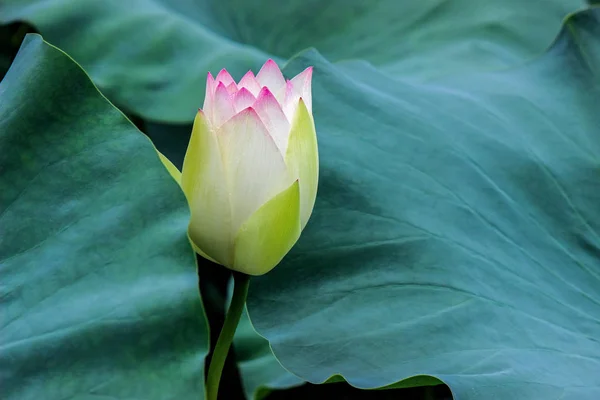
[181,59,318,275]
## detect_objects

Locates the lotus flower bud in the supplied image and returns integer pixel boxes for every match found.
[180,59,318,275]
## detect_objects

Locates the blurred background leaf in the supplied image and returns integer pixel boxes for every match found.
[0,0,587,122]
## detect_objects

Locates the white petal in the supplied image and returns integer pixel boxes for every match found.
[233,88,256,113]
[253,87,290,156]
[212,82,235,127]
[290,67,313,113]
[217,108,291,234]
[256,59,286,94]
[282,67,313,121]
[282,80,296,122]
[238,70,261,97]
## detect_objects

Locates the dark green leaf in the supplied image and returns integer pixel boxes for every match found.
[0,34,208,400]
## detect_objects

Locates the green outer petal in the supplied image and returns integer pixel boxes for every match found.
[181,111,233,266]
[188,234,218,264]
[157,150,181,184]
[285,98,319,229]
[156,147,222,267]
[155,150,219,264]
[233,180,301,276]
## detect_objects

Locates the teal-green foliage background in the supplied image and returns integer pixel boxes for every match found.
[1,1,599,399]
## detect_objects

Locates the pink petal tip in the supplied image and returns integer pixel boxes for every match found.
[256,85,274,99]
[215,81,228,91]
[216,69,235,86]
[240,70,256,80]
[263,59,279,68]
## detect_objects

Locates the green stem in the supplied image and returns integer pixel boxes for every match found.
[206,271,250,400]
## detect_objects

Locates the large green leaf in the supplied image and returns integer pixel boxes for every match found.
[0,0,585,122]
[246,9,600,400]
[0,34,208,399]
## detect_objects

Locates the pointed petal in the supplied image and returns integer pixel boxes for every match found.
[285,98,318,229]
[202,72,216,118]
[216,68,235,86]
[282,67,313,121]
[181,110,233,266]
[238,70,261,96]
[233,87,256,113]
[290,67,313,112]
[256,59,286,94]
[253,87,290,155]
[157,150,181,185]
[233,180,301,275]
[212,82,235,127]
[217,108,291,235]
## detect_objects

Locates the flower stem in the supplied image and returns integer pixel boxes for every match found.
[206,271,250,400]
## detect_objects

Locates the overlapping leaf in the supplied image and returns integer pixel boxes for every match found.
[0,35,208,400]
[246,9,600,400]
[235,311,304,399]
